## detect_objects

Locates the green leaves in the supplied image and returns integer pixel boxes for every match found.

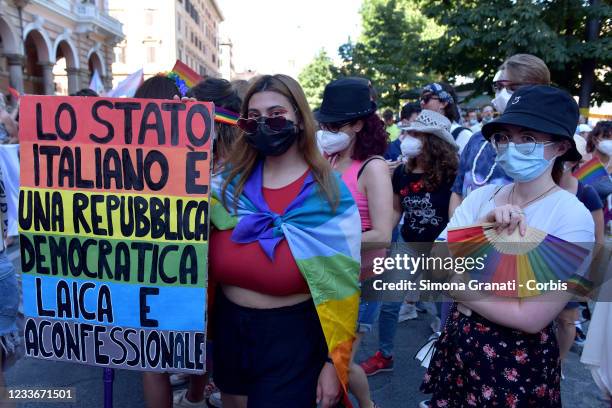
[298,49,335,109]
[338,0,440,109]
[301,0,610,110]
[420,0,611,105]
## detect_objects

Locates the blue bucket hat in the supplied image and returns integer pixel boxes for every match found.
[482,85,581,162]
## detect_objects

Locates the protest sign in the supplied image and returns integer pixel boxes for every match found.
[18,95,212,373]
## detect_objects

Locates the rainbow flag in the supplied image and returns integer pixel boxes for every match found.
[7,87,20,102]
[211,162,361,407]
[171,60,203,88]
[214,107,239,126]
[573,157,609,185]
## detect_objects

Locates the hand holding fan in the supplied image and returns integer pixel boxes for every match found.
[447,223,591,298]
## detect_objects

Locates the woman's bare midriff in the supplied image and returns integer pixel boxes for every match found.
[222,284,312,309]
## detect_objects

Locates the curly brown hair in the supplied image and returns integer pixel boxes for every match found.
[352,113,389,160]
[405,132,458,191]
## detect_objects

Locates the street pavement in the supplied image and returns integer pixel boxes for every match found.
[4,243,609,408]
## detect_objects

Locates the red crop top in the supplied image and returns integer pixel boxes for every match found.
[209,171,310,296]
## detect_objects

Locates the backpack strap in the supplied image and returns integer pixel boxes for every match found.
[357,155,387,180]
[451,126,470,140]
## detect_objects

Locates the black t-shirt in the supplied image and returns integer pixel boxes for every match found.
[392,166,453,242]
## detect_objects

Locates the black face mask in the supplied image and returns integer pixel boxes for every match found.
[244,120,299,157]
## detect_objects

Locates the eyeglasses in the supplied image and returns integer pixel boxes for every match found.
[320,121,353,133]
[491,133,557,155]
[492,80,530,93]
[236,116,289,134]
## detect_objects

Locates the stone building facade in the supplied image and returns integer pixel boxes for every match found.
[0,0,123,96]
[109,0,223,85]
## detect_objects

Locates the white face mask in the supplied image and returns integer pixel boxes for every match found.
[492,88,513,114]
[596,140,612,156]
[316,130,351,155]
[400,135,423,158]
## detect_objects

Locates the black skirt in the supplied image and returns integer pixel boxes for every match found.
[212,289,328,408]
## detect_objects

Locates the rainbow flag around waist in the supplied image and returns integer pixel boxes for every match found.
[573,157,609,185]
[210,163,361,407]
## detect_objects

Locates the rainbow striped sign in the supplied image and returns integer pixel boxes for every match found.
[573,157,609,185]
[18,95,213,373]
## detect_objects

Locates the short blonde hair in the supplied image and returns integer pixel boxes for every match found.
[500,54,550,85]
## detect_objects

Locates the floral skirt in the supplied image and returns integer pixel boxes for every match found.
[420,304,561,408]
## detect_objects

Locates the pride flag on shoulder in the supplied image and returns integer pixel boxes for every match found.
[210,163,361,407]
[573,157,609,185]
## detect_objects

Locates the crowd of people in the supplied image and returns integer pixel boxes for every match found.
[0,52,611,408]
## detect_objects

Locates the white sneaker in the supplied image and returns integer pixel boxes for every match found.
[170,373,189,386]
[173,389,207,408]
[209,391,223,408]
[398,303,417,322]
[418,400,431,408]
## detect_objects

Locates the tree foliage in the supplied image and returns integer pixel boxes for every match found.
[298,49,335,109]
[336,0,440,109]
[419,0,612,106]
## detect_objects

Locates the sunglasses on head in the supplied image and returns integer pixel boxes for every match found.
[236,116,290,134]
[421,94,440,104]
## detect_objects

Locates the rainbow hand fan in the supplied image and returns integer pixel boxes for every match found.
[573,157,609,185]
[447,223,591,298]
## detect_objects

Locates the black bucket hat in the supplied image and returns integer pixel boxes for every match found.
[315,77,377,124]
[482,85,581,161]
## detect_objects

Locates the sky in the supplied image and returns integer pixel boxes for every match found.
[217,0,362,78]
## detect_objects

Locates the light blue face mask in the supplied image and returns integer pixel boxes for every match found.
[495,142,557,182]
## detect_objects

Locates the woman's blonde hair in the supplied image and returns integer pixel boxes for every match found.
[500,54,550,85]
[222,74,339,210]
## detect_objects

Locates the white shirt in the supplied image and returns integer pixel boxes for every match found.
[451,123,473,155]
[581,284,612,396]
[470,123,482,133]
[438,184,594,242]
